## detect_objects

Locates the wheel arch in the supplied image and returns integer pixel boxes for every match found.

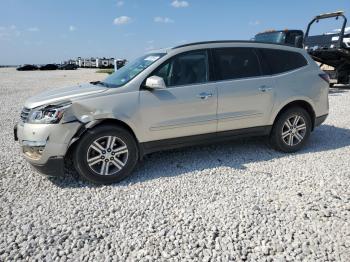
[65,118,143,162]
[272,100,316,131]
[90,118,138,138]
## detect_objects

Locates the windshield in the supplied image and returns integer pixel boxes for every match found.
[255,32,286,44]
[102,53,166,88]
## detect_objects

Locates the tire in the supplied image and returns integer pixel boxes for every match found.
[73,125,139,184]
[269,107,312,153]
[338,71,350,85]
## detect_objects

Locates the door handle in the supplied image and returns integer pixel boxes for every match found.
[259,85,273,92]
[197,92,213,100]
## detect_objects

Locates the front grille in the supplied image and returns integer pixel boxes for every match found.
[20,107,31,122]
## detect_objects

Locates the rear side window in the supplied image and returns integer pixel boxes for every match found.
[212,48,261,81]
[259,49,307,74]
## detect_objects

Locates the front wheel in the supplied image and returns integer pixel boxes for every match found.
[73,125,139,184]
[269,107,312,153]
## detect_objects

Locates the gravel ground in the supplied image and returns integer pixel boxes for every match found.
[0,68,349,261]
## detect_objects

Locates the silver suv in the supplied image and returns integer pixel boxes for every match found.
[15,41,329,184]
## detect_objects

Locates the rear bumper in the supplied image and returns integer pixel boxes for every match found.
[29,157,65,177]
[315,114,328,127]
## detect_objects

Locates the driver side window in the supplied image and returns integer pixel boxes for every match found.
[152,50,208,87]
[153,62,171,86]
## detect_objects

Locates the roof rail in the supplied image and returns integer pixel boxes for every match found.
[173,40,260,49]
[172,40,299,49]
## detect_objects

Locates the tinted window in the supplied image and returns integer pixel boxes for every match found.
[152,50,208,87]
[285,31,302,46]
[255,32,285,44]
[153,62,171,84]
[213,48,261,81]
[259,49,307,74]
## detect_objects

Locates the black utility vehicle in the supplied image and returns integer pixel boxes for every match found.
[304,11,350,86]
[254,11,350,86]
[254,30,304,48]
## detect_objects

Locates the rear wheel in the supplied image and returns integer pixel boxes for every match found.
[269,107,312,153]
[74,125,139,184]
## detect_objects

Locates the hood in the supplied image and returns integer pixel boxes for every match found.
[24,83,107,109]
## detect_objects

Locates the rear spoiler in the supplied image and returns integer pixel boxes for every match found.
[304,11,348,48]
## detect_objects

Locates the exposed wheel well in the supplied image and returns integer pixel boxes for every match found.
[274,100,316,130]
[66,119,141,164]
[92,119,139,143]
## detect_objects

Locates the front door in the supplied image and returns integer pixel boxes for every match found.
[139,50,218,142]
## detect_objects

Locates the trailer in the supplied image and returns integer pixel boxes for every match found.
[253,11,350,86]
[304,11,350,85]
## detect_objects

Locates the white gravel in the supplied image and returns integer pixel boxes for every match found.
[0,68,349,261]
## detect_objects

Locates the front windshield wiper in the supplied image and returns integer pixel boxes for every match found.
[90,81,111,87]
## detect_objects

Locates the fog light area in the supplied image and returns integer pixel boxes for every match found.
[22,141,46,160]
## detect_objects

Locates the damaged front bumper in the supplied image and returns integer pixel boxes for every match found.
[14,121,82,177]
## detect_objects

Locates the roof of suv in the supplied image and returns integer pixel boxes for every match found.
[172,40,295,49]
[147,40,306,55]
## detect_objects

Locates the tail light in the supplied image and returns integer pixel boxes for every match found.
[319,73,330,84]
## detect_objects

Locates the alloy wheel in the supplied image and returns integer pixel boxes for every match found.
[281,115,307,146]
[86,136,128,176]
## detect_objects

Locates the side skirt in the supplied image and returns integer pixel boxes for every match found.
[140,126,272,156]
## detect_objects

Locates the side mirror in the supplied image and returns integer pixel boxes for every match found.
[294,36,303,48]
[145,76,166,90]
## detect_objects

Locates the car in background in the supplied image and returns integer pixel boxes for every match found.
[59,64,78,70]
[116,59,127,70]
[16,64,38,71]
[39,64,58,70]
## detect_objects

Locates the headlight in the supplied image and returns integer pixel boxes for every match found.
[27,102,71,124]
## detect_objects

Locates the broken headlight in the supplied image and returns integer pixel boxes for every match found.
[27,102,71,124]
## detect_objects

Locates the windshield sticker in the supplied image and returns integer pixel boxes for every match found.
[144,56,160,62]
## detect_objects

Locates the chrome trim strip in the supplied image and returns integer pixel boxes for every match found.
[150,118,217,131]
[217,112,263,122]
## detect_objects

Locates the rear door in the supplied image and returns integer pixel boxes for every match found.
[213,47,275,132]
[139,50,218,142]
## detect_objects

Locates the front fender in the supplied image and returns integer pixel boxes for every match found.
[67,90,141,141]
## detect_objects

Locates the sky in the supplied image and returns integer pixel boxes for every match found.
[0,0,349,65]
